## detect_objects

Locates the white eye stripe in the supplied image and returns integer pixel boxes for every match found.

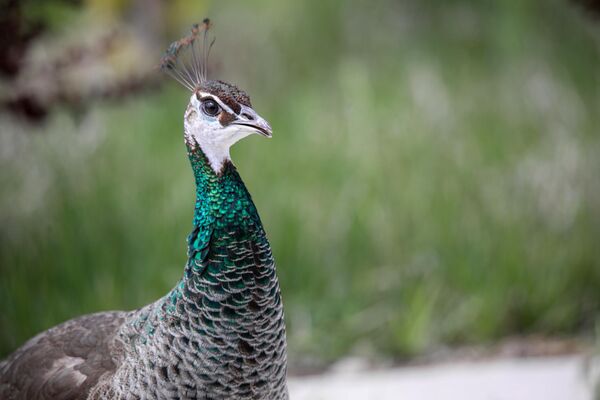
[197,91,236,115]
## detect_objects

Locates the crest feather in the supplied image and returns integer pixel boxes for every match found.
[160,19,215,91]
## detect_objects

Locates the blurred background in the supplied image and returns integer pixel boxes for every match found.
[1,0,599,394]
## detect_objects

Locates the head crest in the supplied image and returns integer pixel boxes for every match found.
[160,18,215,91]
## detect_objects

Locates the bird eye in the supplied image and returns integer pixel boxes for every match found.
[201,99,220,116]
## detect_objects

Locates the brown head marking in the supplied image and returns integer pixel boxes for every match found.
[197,80,251,114]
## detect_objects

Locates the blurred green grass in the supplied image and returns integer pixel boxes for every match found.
[1,0,600,363]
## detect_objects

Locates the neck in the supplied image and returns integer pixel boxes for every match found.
[152,147,262,315]
[186,147,261,265]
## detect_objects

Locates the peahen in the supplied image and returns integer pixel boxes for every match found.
[0,20,288,399]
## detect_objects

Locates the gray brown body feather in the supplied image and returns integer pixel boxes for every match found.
[0,312,127,400]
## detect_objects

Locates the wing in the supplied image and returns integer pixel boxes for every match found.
[0,311,128,400]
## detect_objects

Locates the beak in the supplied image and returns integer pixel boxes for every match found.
[231,105,273,138]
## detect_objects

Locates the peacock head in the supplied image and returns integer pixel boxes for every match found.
[160,19,272,173]
[183,80,272,172]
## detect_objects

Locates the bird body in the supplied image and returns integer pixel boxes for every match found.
[1,21,288,400]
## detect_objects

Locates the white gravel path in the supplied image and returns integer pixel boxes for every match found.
[289,355,594,400]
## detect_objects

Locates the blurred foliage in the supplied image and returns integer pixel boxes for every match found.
[1,0,600,365]
[20,1,81,30]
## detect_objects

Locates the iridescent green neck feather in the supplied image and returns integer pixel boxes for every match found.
[186,148,262,265]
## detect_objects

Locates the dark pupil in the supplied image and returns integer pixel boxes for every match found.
[202,99,220,116]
